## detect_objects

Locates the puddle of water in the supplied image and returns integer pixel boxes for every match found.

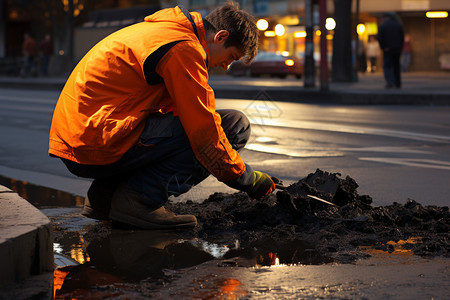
[51,231,323,299]
[47,217,334,298]
[0,175,366,298]
[359,237,423,265]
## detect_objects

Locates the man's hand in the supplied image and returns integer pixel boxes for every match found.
[247,171,278,199]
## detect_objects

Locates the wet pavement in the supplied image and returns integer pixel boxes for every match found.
[3,172,448,299]
[45,207,449,299]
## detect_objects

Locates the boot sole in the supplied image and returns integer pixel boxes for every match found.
[109,211,197,230]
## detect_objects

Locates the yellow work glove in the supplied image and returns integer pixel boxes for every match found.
[247,171,277,199]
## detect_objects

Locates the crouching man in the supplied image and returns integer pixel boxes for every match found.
[48,2,276,229]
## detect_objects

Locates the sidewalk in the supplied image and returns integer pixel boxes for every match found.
[211,71,450,105]
[0,71,449,105]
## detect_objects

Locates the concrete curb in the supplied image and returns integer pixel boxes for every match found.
[0,185,54,298]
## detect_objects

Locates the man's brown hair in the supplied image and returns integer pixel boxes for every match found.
[204,1,258,63]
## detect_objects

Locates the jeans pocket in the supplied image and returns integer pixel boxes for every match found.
[138,112,174,147]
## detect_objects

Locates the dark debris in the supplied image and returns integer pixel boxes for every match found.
[167,169,450,263]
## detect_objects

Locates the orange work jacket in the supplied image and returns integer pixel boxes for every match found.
[49,6,247,182]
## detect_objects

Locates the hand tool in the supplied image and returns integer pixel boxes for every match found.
[275,183,337,207]
[306,194,337,207]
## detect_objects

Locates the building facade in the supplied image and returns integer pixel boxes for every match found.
[1,0,449,74]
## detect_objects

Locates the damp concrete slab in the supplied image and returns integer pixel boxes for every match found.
[0,185,54,297]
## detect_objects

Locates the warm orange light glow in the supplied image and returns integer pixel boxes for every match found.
[220,278,246,298]
[9,10,18,19]
[268,252,280,265]
[357,24,366,35]
[294,31,307,38]
[285,59,295,66]
[69,237,90,264]
[426,11,448,18]
[54,269,70,298]
[360,237,422,258]
[264,31,276,37]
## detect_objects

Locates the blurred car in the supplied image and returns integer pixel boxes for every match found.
[296,52,332,71]
[227,52,304,79]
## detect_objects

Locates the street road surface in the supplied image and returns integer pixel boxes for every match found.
[0,87,449,206]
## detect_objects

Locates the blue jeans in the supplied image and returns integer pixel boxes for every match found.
[62,109,251,208]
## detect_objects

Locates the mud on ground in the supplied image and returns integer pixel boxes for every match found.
[166,169,449,265]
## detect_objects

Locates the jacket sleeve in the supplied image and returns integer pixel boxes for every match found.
[156,40,254,189]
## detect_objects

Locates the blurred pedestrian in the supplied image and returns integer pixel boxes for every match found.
[357,39,367,72]
[49,2,277,230]
[401,33,412,72]
[39,34,54,76]
[366,35,380,73]
[20,32,37,77]
[378,12,404,88]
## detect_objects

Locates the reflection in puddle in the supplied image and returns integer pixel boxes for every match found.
[1,175,339,298]
[219,278,246,299]
[51,225,330,298]
[53,268,70,299]
[188,239,230,258]
[69,236,90,264]
[359,237,423,265]
[52,229,220,298]
[268,252,280,266]
[54,238,91,266]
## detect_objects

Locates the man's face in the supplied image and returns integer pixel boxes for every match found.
[208,30,243,70]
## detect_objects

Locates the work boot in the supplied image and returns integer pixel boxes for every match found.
[109,182,197,230]
[82,179,117,220]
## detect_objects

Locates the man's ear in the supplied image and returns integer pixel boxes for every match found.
[214,30,230,44]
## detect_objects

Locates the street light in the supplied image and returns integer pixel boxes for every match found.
[426,11,448,18]
[256,19,269,31]
[357,23,366,35]
[264,31,276,37]
[325,18,336,31]
[294,31,307,38]
[275,24,285,36]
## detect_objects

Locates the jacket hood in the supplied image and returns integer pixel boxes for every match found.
[144,6,190,27]
[144,6,209,58]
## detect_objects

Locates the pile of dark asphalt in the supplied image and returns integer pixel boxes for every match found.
[167,169,449,265]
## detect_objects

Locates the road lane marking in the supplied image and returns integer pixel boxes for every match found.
[249,118,450,144]
[246,142,434,158]
[245,143,344,157]
[359,157,450,170]
[339,146,433,154]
